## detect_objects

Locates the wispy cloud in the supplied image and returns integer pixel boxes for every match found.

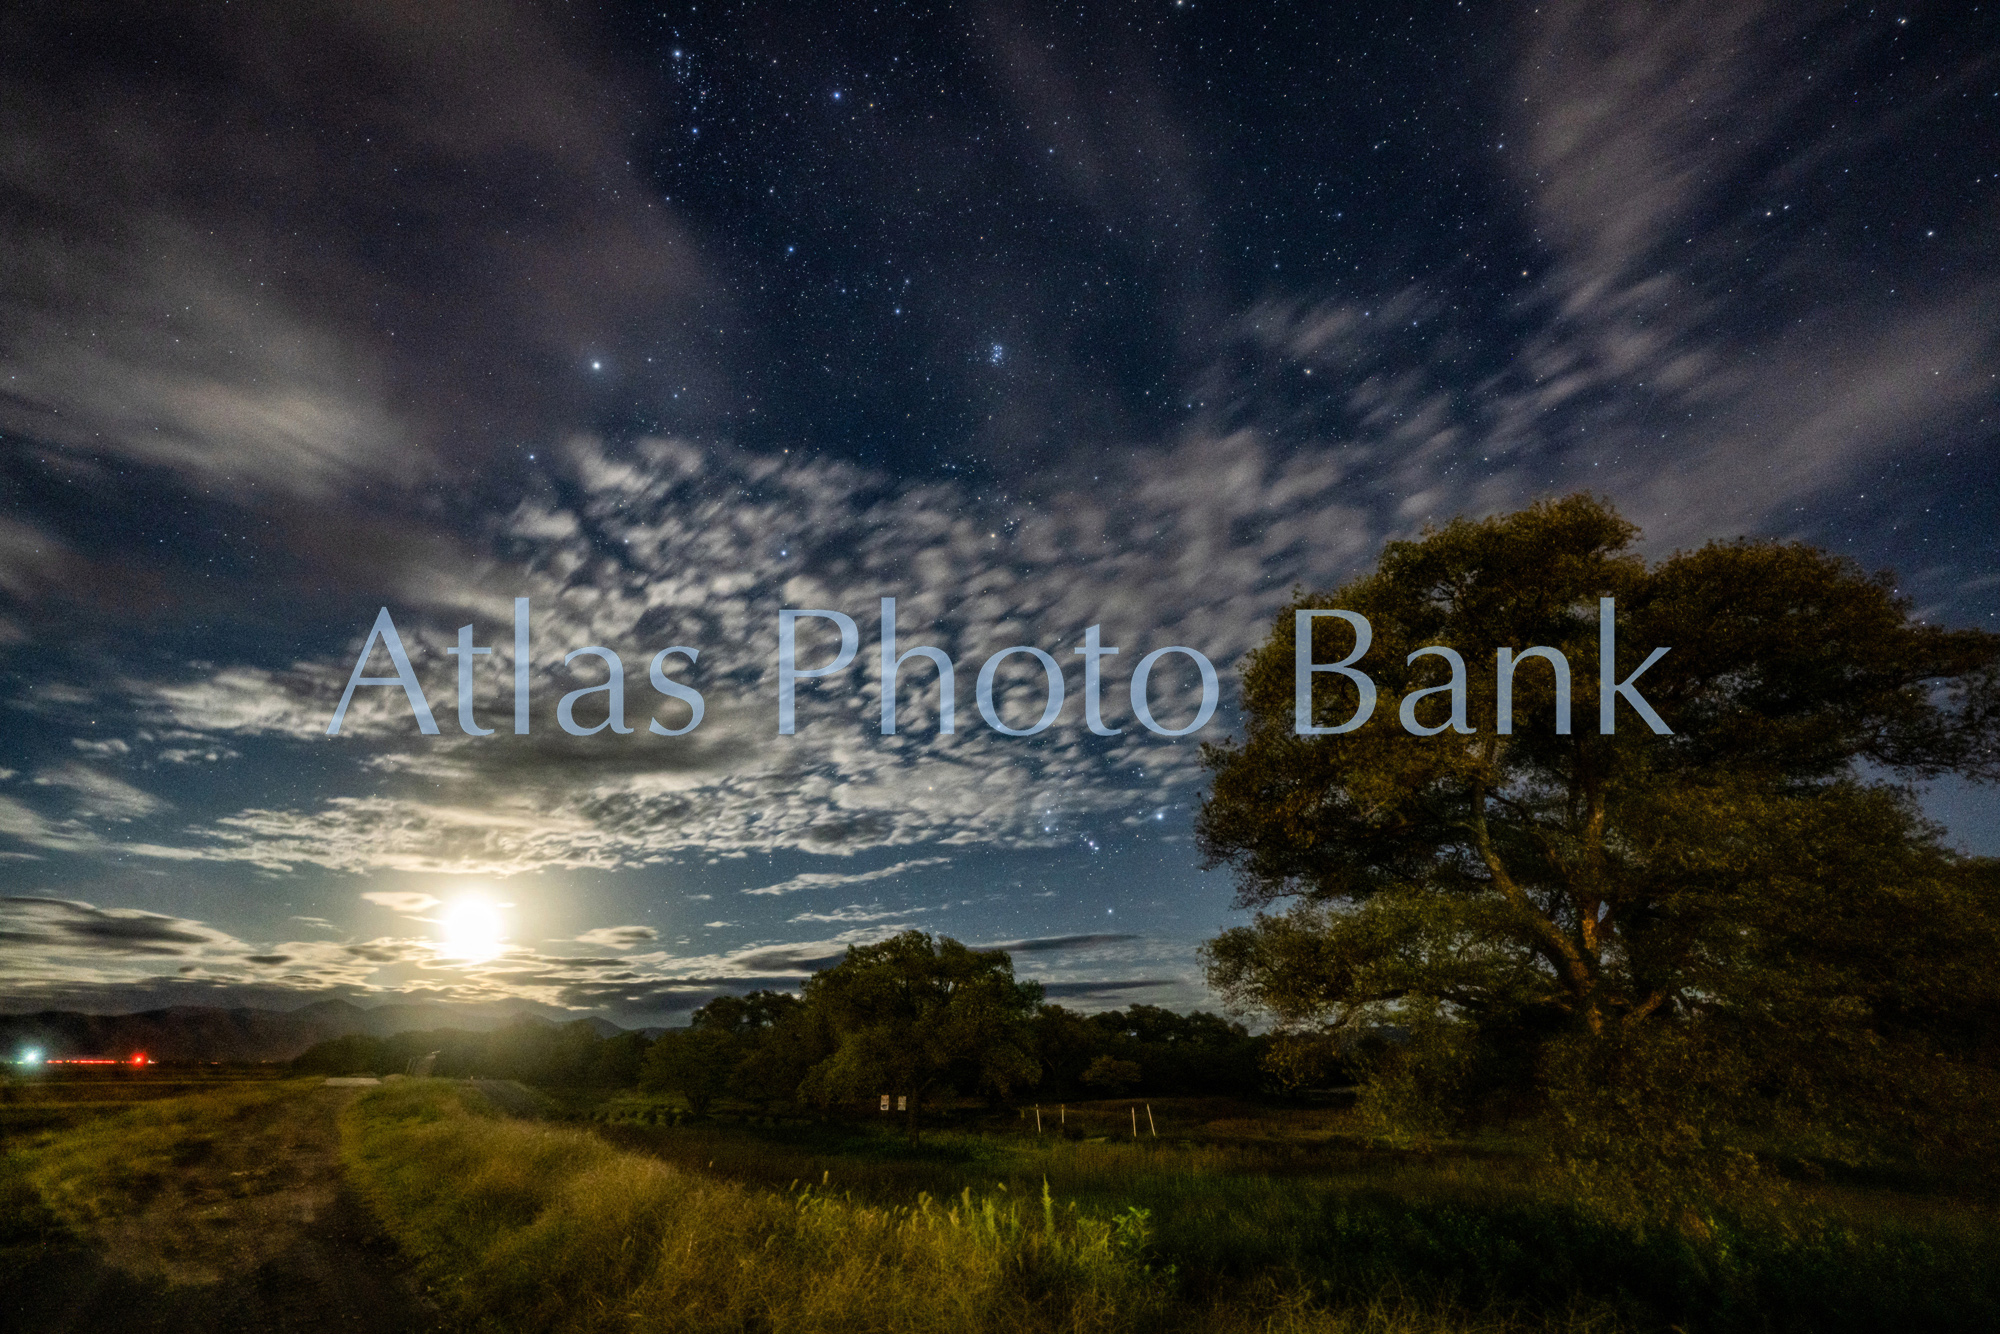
[787,903,931,924]
[359,891,442,915]
[102,426,1383,874]
[982,933,1140,954]
[745,858,954,898]
[33,764,167,822]
[1504,0,1997,539]
[0,0,719,500]
[574,925,660,949]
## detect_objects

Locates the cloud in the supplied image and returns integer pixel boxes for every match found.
[145,667,351,742]
[96,421,1389,872]
[5,0,1988,897]
[0,517,79,600]
[0,897,215,956]
[32,764,166,822]
[1037,979,1179,1000]
[0,0,720,500]
[636,927,923,979]
[575,925,660,948]
[1502,0,1998,539]
[716,944,850,973]
[981,934,1140,954]
[0,886,1201,1020]
[744,858,954,898]
[0,897,373,999]
[0,796,96,854]
[360,891,441,915]
[157,746,240,765]
[788,904,931,924]
[80,427,1380,872]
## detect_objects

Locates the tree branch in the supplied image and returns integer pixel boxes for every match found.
[1468,775,1598,1028]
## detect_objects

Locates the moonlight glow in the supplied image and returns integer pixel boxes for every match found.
[438,898,507,963]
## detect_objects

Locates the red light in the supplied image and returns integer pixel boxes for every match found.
[41,1056,150,1065]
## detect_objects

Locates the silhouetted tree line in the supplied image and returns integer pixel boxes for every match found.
[634,938,1272,1141]
[292,1017,647,1087]
[293,934,1270,1131]
[1031,1003,1265,1098]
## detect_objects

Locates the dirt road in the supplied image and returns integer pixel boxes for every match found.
[3,1085,446,1333]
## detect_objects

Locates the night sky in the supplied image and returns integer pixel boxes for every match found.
[3,0,1996,1025]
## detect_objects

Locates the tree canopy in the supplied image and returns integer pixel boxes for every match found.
[1198,495,2000,1181]
[796,931,1044,1139]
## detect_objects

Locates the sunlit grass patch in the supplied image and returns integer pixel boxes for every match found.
[341,1079,1171,1333]
[12,1080,297,1229]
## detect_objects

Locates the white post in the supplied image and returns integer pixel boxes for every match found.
[1131,1106,1138,1138]
[1146,1103,1157,1137]
[1034,1104,1042,1133]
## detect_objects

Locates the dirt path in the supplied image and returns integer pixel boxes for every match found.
[3,1086,446,1333]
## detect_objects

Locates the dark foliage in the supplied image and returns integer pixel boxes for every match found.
[291,1017,646,1086]
[1031,1004,1268,1099]
[1198,495,2000,1190]
[638,990,802,1114]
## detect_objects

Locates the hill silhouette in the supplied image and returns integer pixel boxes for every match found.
[0,998,628,1063]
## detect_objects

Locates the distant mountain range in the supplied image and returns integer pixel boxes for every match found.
[0,998,631,1064]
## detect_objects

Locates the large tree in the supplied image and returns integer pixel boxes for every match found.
[797,931,1042,1141]
[1198,496,2000,1173]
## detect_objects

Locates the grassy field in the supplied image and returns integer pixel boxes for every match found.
[7,1075,1998,1332]
[3,1077,297,1259]
[342,1079,1169,1334]
[0,1067,281,1134]
[1,1072,439,1331]
[346,1084,2000,1333]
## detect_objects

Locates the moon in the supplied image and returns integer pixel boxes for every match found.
[439,898,507,963]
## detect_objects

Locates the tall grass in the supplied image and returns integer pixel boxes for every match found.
[586,1108,2000,1333]
[344,1084,2000,1333]
[10,1080,295,1230]
[340,1080,1170,1333]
